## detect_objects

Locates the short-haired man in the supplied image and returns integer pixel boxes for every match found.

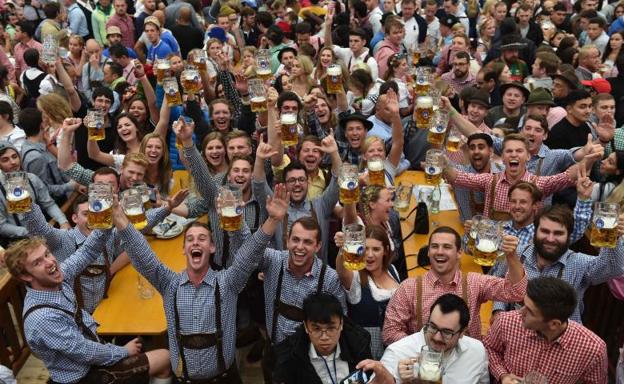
[546,89,594,149]
[484,277,608,383]
[485,82,529,128]
[575,45,601,81]
[382,294,489,383]
[273,293,372,383]
[144,16,174,65]
[374,17,406,79]
[516,3,543,46]
[107,44,137,85]
[13,21,42,78]
[3,205,173,383]
[106,0,135,48]
[525,51,559,91]
[399,0,428,49]
[103,61,125,90]
[441,51,476,94]
[585,17,609,54]
[102,28,139,60]
[382,226,527,343]
[81,39,108,101]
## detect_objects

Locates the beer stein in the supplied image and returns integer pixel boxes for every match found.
[132,182,152,211]
[415,67,432,96]
[590,202,620,248]
[137,273,154,299]
[367,157,385,186]
[218,185,243,232]
[418,348,443,383]
[256,49,272,81]
[339,164,360,204]
[6,172,32,214]
[280,113,298,147]
[430,88,441,111]
[473,219,502,266]
[466,215,484,255]
[163,77,182,107]
[523,372,549,384]
[424,149,444,185]
[122,189,147,230]
[326,64,343,94]
[343,224,366,271]
[42,35,58,64]
[249,79,268,113]
[416,95,434,129]
[446,127,461,152]
[86,109,105,141]
[181,65,201,95]
[409,42,422,66]
[193,50,208,71]
[427,110,449,146]
[394,183,413,212]
[88,183,113,230]
[155,58,171,85]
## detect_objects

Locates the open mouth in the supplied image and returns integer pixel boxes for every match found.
[147,153,159,161]
[433,256,448,265]
[292,250,306,262]
[48,264,59,277]
[508,160,520,170]
[190,249,203,262]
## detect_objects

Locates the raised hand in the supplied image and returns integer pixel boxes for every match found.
[617,212,624,239]
[256,134,279,160]
[133,60,146,79]
[266,183,289,220]
[319,129,339,154]
[234,72,249,95]
[384,89,400,115]
[172,116,195,146]
[267,87,279,108]
[165,189,190,211]
[63,117,82,133]
[501,234,519,258]
[334,231,345,248]
[303,93,318,110]
[576,166,593,201]
[596,114,616,143]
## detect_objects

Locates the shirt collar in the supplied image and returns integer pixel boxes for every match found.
[309,342,341,359]
[425,269,461,287]
[180,268,217,286]
[286,254,320,278]
[522,244,572,267]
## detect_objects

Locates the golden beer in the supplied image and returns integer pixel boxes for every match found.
[88,202,113,229]
[142,195,152,211]
[339,180,360,204]
[327,65,343,94]
[446,136,461,152]
[416,96,434,129]
[412,51,421,66]
[194,56,207,71]
[424,166,442,185]
[7,189,32,214]
[394,199,410,211]
[343,243,365,271]
[427,126,446,146]
[250,96,268,113]
[165,88,182,107]
[416,81,431,96]
[473,238,498,266]
[88,124,105,141]
[220,206,242,232]
[367,159,385,186]
[256,69,272,81]
[590,216,618,248]
[467,229,477,254]
[281,113,298,146]
[125,207,147,230]
[182,72,201,94]
[156,62,170,84]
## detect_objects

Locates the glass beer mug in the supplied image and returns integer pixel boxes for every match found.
[418,348,443,384]
[86,109,105,141]
[446,127,462,152]
[193,50,208,71]
[466,215,483,255]
[280,112,298,147]
[415,67,432,96]
[339,164,360,204]
[424,149,444,185]
[416,95,434,129]
[6,172,32,214]
[394,183,413,212]
[256,49,272,81]
[155,58,170,85]
[410,42,422,66]
[133,182,152,211]
[367,157,385,186]
[218,185,243,232]
[590,202,620,248]
[249,79,268,113]
[473,220,502,266]
[122,189,147,230]
[427,110,449,146]
[326,64,343,94]
[88,183,113,230]
[181,66,201,95]
[163,77,182,107]
[343,224,366,271]
[42,34,58,64]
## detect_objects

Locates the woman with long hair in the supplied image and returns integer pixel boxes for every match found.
[200,131,228,177]
[347,68,377,116]
[383,53,412,117]
[67,35,85,89]
[87,112,144,170]
[335,225,401,359]
[290,55,315,99]
[36,93,72,154]
[140,133,173,196]
[602,31,624,77]
[477,17,496,61]
[313,46,337,83]
[592,151,624,201]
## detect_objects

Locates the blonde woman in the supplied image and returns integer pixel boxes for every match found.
[36,93,72,155]
[67,35,86,89]
[290,55,315,99]
[141,133,173,197]
[313,47,337,84]
[477,17,496,61]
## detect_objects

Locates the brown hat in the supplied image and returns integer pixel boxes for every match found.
[106,26,121,37]
[144,16,161,29]
[500,81,530,100]
[552,70,579,90]
[467,89,490,107]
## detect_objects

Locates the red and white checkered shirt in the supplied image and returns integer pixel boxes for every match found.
[447,120,491,165]
[451,170,575,218]
[484,311,607,384]
[382,270,527,345]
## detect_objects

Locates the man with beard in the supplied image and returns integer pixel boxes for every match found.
[441,51,476,95]
[382,226,526,344]
[546,89,594,150]
[552,70,579,107]
[485,82,529,129]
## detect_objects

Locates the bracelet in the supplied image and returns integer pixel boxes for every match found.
[449,109,458,117]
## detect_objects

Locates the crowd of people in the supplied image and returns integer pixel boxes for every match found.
[0,0,623,382]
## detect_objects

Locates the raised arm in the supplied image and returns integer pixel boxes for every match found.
[153,96,171,141]
[440,96,479,138]
[266,87,285,166]
[57,117,82,171]
[62,229,108,282]
[586,212,624,285]
[20,201,65,252]
[253,134,278,182]
[572,166,594,244]
[53,58,81,112]
[385,89,404,168]
[333,231,353,290]
[324,4,334,48]
[86,139,115,166]
[135,61,159,124]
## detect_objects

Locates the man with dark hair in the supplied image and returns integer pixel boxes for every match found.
[381,294,489,383]
[273,293,372,383]
[585,17,608,54]
[170,6,203,59]
[441,51,476,94]
[103,61,125,90]
[103,28,139,60]
[516,3,543,46]
[106,0,135,48]
[484,277,608,383]
[266,25,287,72]
[40,2,67,42]
[108,44,136,85]
[13,21,42,79]
[546,89,594,149]
[383,226,527,343]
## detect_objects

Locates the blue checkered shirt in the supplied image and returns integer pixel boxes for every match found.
[492,139,577,176]
[23,230,129,384]
[260,250,347,344]
[454,162,505,222]
[122,218,272,379]
[308,111,361,166]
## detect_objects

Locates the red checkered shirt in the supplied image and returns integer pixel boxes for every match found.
[484,311,607,384]
[447,120,491,165]
[382,270,527,345]
[451,170,575,218]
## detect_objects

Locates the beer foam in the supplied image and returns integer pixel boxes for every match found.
[417,96,433,108]
[425,166,442,175]
[257,68,271,75]
[281,113,297,125]
[222,206,241,217]
[368,160,384,171]
[327,66,342,76]
[595,217,617,229]
[124,207,144,216]
[250,96,266,103]
[141,195,150,203]
[157,63,170,69]
[344,243,364,255]
[419,362,441,381]
[340,179,357,190]
[7,188,30,201]
[476,239,497,253]
[90,200,111,212]
[448,136,461,142]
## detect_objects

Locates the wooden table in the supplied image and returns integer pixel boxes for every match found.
[396,171,492,329]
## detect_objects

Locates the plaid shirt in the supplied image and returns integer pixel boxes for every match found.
[454,162,504,222]
[308,111,361,166]
[492,140,577,176]
[123,220,272,379]
[22,230,128,384]
[603,127,624,156]
[484,311,607,383]
[260,250,346,344]
[382,269,527,344]
[452,170,575,218]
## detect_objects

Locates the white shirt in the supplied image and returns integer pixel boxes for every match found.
[402,17,420,49]
[346,268,399,304]
[369,8,384,35]
[426,17,440,43]
[309,343,351,384]
[332,46,379,80]
[380,331,490,384]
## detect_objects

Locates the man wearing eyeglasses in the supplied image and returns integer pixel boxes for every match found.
[380,294,490,383]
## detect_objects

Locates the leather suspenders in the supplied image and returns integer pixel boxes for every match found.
[23,303,101,343]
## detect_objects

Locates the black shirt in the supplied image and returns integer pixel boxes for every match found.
[170,24,204,59]
[544,117,592,150]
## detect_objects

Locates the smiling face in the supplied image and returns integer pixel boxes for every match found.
[600,152,619,175]
[183,225,216,275]
[364,237,387,273]
[120,162,146,189]
[364,139,385,160]
[388,26,405,46]
[116,116,138,143]
[287,222,321,271]
[467,138,491,172]
[94,95,112,114]
[19,244,63,290]
[204,139,226,168]
[319,49,333,68]
[144,137,163,165]
[211,102,231,132]
[0,148,21,173]
[369,188,394,222]
[509,188,538,227]
[228,158,252,192]
[502,139,529,178]
[522,118,547,154]
[314,98,331,124]
[428,232,461,277]
[534,217,569,262]
[128,100,147,122]
[345,121,367,149]
[298,141,322,173]
[285,168,309,203]
[226,137,252,159]
[467,102,488,125]
[502,88,525,111]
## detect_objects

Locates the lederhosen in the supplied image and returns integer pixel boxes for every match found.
[73,240,113,312]
[486,173,539,222]
[413,273,470,336]
[25,303,149,384]
[174,282,241,384]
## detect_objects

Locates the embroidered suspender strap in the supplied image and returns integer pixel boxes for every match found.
[214,283,226,374]
[414,276,423,332]
[486,173,498,218]
[173,287,191,382]
[270,265,286,343]
[535,158,544,177]
[23,303,101,343]
[461,273,468,306]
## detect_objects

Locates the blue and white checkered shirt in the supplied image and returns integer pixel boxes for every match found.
[122,219,273,379]
[260,250,347,344]
[493,139,577,176]
[23,230,129,384]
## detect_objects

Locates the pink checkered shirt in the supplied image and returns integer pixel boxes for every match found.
[447,120,491,165]
[451,170,575,218]
[382,270,527,345]
[484,311,607,383]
